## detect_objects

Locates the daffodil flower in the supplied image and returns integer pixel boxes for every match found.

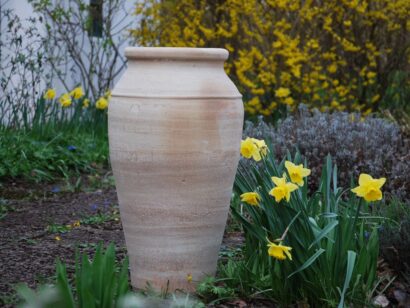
[240,192,261,206]
[269,173,299,202]
[96,97,109,110]
[105,90,112,99]
[351,173,386,202]
[82,98,90,108]
[285,161,311,186]
[251,138,268,157]
[43,88,56,100]
[267,239,292,261]
[59,93,72,107]
[240,137,261,161]
[240,137,268,161]
[70,86,84,99]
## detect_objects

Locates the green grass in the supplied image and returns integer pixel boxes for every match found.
[1,91,109,182]
[0,129,109,182]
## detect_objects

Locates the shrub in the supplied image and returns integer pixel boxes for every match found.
[243,105,410,201]
[0,5,48,128]
[132,0,410,118]
[30,0,129,101]
[232,147,381,306]
[1,2,114,131]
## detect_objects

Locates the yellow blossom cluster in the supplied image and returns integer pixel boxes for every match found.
[43,87,110,110]
[132,0,409,117]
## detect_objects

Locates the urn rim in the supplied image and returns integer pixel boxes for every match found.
[124,47,229,61]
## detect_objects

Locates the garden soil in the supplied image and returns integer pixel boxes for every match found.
[0,179,253,307]
[1,179,408,307]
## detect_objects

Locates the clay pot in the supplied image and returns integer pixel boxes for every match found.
[109,47,243,291]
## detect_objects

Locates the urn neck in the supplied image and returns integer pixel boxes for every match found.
[124,47,229,62]
[113,47,242,99]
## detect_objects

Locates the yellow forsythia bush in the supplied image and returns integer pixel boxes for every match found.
[131,0,409,117]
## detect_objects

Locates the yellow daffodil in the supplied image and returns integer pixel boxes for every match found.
[269,174,299,202]
[275,87,291,98]
[73,221,81,227]
[105,90,112,99]
[59,93,72,107]
[70,86,84,99]
[186,273,193,283]
[43,88,56,100]
[267,239,292,260]
[240,137,261,161]
[285,161,311,186]
[55,235,61,241]
[82,98,90,108]
[96,97,109,110]
[240,192,261,206]
[251,138,268,157]
[351,173,386,202]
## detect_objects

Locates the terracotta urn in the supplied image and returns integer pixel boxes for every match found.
[109,47,244,291]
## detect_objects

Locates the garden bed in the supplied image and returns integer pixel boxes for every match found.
[0,179,247,307]
[1,178,409,307]
[0,180,124,305]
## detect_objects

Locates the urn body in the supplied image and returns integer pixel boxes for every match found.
[109,47,244,291]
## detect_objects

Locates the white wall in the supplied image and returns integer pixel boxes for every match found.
[1,0,136,97]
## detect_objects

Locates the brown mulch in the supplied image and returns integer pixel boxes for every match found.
[0,179,247,307]
[0,179,126,305]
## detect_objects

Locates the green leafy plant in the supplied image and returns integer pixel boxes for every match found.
[80,211,119,226]
[46,223,73,234]
[196,276,235,305]
[232,145,381,306]
[17,243,129,308]
[0,129,108,182]
[218,259,273,300]
[46,210,119,237]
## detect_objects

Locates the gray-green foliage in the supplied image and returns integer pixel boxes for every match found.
[243,105,410,200]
